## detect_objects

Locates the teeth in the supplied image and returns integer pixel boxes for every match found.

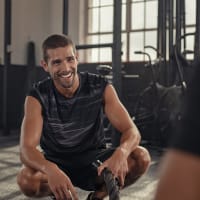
[60,72,72,78]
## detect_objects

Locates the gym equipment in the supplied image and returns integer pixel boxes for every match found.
[133,46,185,146]
[92,160,120,200]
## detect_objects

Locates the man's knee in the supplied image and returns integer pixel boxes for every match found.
[137,146,151,171]
[17,168,38,197]
[125,147,151,186]
[130,146,151,174]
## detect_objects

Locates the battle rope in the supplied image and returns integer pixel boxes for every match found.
[93,160,120,200]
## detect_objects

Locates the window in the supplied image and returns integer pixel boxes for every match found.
[85,0,114,63]
[84,0,158,62]
[82,0,195,63]
[184,0,196,60]
[130,0,158,61]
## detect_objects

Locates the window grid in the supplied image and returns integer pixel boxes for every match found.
[84,0,196,63]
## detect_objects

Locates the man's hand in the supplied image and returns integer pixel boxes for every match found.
[97,147,129,187]
[46,163,78,200]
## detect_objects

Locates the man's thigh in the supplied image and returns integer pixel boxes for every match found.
[45,148,116,191]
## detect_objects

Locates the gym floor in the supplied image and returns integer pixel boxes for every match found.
[0,130,162,200]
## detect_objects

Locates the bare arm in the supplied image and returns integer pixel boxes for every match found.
[20,96,78,199]
[98,84,141,185]
[20,96,56,172]
[104,84,141,155]
[155,150,200,200]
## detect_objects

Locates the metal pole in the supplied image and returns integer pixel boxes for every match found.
[181,0,186,52]
[157,0,162,58]
[76,43,113,50]
[162,0,167,61]
[111,0,122,147]
[194,0,200,61]
[176,0,182,52]
[112,0,122,99]
[157,0,167,85]
[168,0,174,85]
[3,0,12,135]
[168,0,174,55]
[63,0,68,35]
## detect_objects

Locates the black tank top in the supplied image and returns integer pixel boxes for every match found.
[29,72,108,156]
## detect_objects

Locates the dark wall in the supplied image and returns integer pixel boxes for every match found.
[0,65,48,130]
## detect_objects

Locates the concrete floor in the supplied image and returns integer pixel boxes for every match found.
[0,132,162,200]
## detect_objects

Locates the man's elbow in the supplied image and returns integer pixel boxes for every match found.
[19,146,28,164]
[19,146,33,164]
[137,131,141,144]
[132,125,141,145]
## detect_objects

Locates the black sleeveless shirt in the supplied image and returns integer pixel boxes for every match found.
[29,72,108,156]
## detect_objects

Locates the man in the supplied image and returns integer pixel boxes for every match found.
[17,34,150,200]
[154,65,200,200]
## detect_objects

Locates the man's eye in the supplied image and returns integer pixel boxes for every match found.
[67,57,75,62]
[53,60,62,65]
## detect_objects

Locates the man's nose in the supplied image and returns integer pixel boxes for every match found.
[62,60,71,70]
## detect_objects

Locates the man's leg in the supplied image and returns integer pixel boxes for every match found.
[125,146,151,187]
[91,146,151,199]
[17,166,52,197]
[86,178,107,200]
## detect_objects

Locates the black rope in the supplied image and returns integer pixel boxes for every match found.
[93,160,120,200]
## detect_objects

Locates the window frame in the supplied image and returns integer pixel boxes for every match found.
[82,0,196,63]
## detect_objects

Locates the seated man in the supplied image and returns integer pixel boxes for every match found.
[17,34,151,200]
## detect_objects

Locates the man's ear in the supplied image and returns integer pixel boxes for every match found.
[40,60,49,72]
[75,53,79,63]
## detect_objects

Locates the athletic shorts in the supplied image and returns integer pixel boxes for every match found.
[44,147,116,191]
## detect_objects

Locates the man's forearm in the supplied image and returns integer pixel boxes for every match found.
[20,147,57,174]
[119,125,141,157]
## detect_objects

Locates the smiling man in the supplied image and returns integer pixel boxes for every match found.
[17,34,150,200]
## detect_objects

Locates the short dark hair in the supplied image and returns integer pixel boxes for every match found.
[42,34,76,62]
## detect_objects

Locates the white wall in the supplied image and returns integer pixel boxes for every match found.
[0,0,82,65]
[49,0,63,34]
[68,0,82,45]
[11,0,62,64]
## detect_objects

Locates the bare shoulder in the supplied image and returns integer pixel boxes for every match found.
[104,84,120,102]
[20,96,43,148]
[24,96,42,115]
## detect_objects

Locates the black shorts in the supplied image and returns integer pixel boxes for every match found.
[44,147,115,191]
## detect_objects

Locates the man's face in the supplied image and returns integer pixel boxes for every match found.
[42,45,78,90]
